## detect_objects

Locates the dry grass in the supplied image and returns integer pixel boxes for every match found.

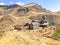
[0,29,60,45]
[0,15,18,30]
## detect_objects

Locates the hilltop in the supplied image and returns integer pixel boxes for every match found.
[0,3,51,16]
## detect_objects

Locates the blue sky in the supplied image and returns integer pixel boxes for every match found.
[0,0,60,12]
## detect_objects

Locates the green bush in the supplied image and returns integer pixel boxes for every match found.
[52,26,60,38]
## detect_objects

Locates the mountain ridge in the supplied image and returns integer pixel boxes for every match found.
[0,3,51,16]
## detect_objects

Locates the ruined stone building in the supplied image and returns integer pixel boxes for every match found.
[39,15,49,28]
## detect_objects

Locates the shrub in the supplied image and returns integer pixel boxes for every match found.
[52,26,60,38]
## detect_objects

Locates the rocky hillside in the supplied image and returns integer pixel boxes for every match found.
[29,14,60,26]
[23,3,51,12]
[0,3,51,16]
[0,3,60,45]
[0,5,7,15]
[0,3,60,26]
[0,14,60,45]
[0,15,18,30]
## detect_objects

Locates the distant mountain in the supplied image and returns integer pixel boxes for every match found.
[23,3,51,12]
[7,4,22,9]
[55,11,60,14]
[0,5,7,15]
[0,3,51,16]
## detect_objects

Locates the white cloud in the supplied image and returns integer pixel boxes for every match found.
[16,1,25,5]
[0,3,5,5]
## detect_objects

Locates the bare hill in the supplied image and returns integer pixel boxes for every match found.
[0,3,60,45]
[0,15,18,30]
[55,11,60,14]
[0,3,51,16]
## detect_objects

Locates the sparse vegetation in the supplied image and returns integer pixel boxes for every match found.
[52,26,60,38]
